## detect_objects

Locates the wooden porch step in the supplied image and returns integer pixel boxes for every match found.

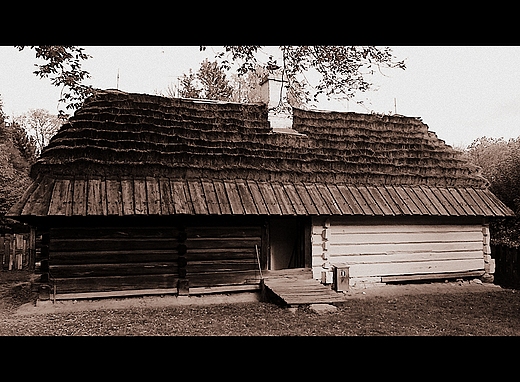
[261,268,348,307]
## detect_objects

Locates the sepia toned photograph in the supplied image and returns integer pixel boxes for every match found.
[1,46,519,336]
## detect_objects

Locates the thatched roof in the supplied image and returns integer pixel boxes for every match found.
[8,90,514,218]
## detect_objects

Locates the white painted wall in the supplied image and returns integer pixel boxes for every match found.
[311,216,486,285]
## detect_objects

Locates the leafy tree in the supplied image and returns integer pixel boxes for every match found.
[15,46,93,116]
[178,69,201,98]
[0,97,34,228]
[15,46,404,113]
[14,109,62,155]
[177,59,234,101]
[204,46,406,105]
[465,137,520,246]
[197,59,234,101]
[8,120,37,164]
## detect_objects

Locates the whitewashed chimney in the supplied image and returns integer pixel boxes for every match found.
[260,71,299,134]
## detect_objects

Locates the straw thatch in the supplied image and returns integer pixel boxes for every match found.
[31,90,487,188]
[9,90,513,219]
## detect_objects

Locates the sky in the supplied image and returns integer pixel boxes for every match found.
[1,45,520,148]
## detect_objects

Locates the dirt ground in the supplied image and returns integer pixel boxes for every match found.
[3,271,504,316]
[2,270,519,336]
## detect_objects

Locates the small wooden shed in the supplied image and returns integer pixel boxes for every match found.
[7,89,513,298]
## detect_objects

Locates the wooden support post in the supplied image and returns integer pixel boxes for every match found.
[7,233,13,270]
[40,230,50,283]
[28,227,36,271]
[177,226,188,295]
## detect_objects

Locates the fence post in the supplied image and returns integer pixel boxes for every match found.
[0,235,4,271]
[28,227,36,271]
[511,247,518,286]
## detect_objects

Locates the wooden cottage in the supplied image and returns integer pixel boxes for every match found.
[7,86,514,299]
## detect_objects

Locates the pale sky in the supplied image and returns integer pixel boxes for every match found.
[1,45,520,148]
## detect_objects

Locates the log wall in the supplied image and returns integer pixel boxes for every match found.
[185,226,262,288]
[49,226,181,294]
[312,216,487,285]
[46,218,264,295]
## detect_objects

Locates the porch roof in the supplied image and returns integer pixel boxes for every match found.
[8,176,513,218]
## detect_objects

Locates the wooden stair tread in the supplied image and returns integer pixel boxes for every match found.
[262,269,347,306]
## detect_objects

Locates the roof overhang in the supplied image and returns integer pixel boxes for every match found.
[7,176,515,219]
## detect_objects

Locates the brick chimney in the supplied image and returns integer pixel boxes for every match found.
[260,71,298,133]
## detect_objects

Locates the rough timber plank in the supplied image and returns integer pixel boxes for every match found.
[202,180,221,215]
[394,186,422,215]
[358,186,384,215]
[87,178,105,216]
[120,178,135,215]
[383,185,412,215]
[224,180,245,215]
[146,177,162,215]
[272,182,295,215]
[133,178,148,215]
[457,188,484,215]
[283,183,307,215]
[466,188,494,216]
[106,178,123,216]
[246,180,269,215]
[439,188,465,215]
[188,179,209,214]
[305,183,331,215]
[237,180,259,215]
[8,178,37,216]
[409,186,437,215]
[448,188,475,215]
[171,180,192,214]
[325,184,354,215]
[381,270,485,283]
[72,178,87,216]
[367,186,393,215]
[213,180,232,215]
[347,186,373,215]
[376,186,402,215]
[262,269,347,306]
[159,178,174,215]
[432,187,459,216]
[336,185,364,215]
[48,179,72,216]
[420,186,449,216]
[294,182,319,215]
[316,183,342,215]
[257,181,282,215]
[478,189,510,216]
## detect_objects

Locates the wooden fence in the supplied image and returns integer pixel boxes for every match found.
[0,230,35,271]
[491,244,520,288]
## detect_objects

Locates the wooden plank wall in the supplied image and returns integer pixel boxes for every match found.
[0,232,34,271]
[185,226,262,288]
[49,227,180,294]
[312,217,486,284]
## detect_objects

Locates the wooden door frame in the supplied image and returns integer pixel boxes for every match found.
[264,216,311,270]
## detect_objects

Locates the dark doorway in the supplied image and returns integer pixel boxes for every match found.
[268,217,309,270]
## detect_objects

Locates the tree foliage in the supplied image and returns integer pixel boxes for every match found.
[15,46,93,116]
[465,137,520,246]
[203,46,406,105]
[14,109,63,155]
[177,59,234,101]
[0,97,34,228]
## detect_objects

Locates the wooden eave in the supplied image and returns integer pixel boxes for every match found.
[7,176,514,218]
